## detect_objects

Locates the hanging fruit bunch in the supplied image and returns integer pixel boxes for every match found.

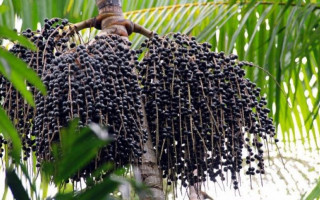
[1,17,148,181]
[0,0,278,197]
[139,33,276,190]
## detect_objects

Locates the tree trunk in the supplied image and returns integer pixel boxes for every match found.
[138,100,165,200]
[189,170,204,200]
[95,0,130,37]
[95,1,165,199]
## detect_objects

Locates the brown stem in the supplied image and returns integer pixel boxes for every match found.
[72,17,153,38]
[95,0,130,38]
[133,23,154,38]
[69,1,153,38]
[72,18,97,31]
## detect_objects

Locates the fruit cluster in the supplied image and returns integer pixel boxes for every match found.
[139,33,276,189]
[0,18,145,181]
[0,18,277,189]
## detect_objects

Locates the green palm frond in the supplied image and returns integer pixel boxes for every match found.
[0,0,207,29]
[0,0,97,29]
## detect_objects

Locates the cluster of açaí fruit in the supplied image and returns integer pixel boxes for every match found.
[0,18,277,188]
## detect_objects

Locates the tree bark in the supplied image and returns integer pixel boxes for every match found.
[95,0,129,37]
[95,1,165,199]
[189,170,204,200]
[138,99,165,200]
[71,1,153,38]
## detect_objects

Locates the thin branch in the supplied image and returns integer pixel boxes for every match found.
[72,18,97,31]
[133,23,154,38]
[71,13,123,32]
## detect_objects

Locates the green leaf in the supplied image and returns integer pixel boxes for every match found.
[0,48,47,104]
[305,178,320,200]
[5,169,30,200]
[0,107,22,161]
[0,26,36,50]
[227,2,259,54]
[43,120,112,184]
[0,58,34,106]
[75,177,119,200]
[48,193,74,200]
[11,0,22,14]
[51,177,120,200]
[1,179,9,200]
[0,5,9,14]
[0,49,46,94]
